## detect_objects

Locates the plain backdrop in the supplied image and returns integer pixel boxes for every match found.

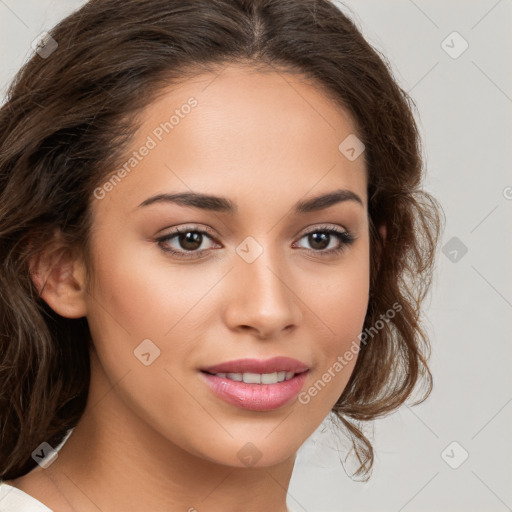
[1,1,511,511]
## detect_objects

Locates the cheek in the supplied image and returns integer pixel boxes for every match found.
[82,235,204,436]
[311,238,370,342]
[300,247,370,407]
[86,232,204,339]
[84,232,227,384]
[327,268,369,349]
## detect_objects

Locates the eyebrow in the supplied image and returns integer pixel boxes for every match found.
[136,188,364,214]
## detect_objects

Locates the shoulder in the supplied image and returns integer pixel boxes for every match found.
[0,481,54,511]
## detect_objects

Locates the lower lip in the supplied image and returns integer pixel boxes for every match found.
[200,371,309,411]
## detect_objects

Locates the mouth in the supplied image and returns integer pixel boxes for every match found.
[199,357,310,411]
[200,369,304,384]
[200,356,309,376]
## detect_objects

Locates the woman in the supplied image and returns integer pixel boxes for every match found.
[0,0,443,510]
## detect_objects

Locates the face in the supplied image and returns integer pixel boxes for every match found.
[84,64,370,468]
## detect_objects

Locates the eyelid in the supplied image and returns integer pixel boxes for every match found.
[292,224,355,252]
[157,223,217,238]
[155,224,220,260]
[299,223,349,236]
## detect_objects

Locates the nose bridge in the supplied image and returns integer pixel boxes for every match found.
[225,235,302,336]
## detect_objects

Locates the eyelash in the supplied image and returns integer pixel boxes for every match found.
[155,224,355,260]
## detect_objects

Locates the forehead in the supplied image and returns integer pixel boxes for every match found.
[92,64,367,218]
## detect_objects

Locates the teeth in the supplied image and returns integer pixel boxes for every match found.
[261,372,279,384]
[243,372,261,384]
[213,371,296,384]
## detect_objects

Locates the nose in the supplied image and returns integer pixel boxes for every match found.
[222,245,303,339]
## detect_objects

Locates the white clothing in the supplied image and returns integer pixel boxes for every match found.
[0,482,299,511]
[0,482,53,511]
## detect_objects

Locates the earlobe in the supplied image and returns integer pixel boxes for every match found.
[29,240,88,319]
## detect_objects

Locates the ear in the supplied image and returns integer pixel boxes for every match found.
[29,232,88,319]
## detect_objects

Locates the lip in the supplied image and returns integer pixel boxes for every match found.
[200,370,309,411]
[200,356,309,374]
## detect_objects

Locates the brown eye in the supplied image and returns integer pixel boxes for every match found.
[307,232,330,250]
[156,224,355,260]
[156,226,219,259]
[177,231,203,251]
[294,226,355,256]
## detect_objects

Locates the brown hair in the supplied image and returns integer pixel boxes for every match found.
[0,0,444,481]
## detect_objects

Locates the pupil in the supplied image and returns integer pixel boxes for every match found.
[309,232,329,250]
[180,232,202,251]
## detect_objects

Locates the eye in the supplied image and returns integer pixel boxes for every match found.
[293,225,355,256]
[156,224,356,260]
[156,226,219,260]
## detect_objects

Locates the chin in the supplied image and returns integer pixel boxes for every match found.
[190,436,301,469]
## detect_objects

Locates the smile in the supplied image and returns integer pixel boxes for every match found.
[200,370,309,411]
[204,371,296,384]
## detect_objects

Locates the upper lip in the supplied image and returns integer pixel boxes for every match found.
[201,356,309,375]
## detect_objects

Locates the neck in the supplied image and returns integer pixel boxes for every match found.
[24,349,296,512]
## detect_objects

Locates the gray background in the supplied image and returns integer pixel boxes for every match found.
[1,1,511,511]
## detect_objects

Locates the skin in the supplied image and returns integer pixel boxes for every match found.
[8,64,385,512]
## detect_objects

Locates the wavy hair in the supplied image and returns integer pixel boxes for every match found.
[0,0,444,481]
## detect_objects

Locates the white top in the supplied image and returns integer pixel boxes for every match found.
[0,430,301,510]
[0,482,299,511]
[0,482,53,511]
